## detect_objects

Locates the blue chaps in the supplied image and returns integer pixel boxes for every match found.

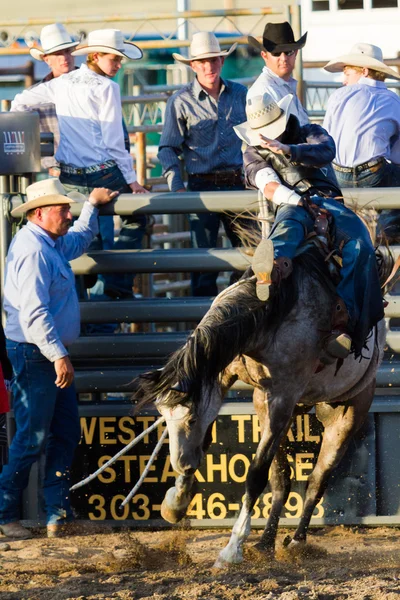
[269,198,384,353]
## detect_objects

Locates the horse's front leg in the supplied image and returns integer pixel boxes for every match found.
[214,393,295,568]
[161,473,195,523]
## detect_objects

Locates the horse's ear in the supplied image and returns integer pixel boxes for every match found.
[170,378,193,394]
[140,369,163,384]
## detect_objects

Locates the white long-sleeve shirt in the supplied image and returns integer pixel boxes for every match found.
[11,64,136,184]
[247,66,309,127]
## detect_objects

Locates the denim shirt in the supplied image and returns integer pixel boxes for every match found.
[4,201,99,362]
[158,77,247,191]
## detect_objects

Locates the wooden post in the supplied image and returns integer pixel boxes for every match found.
[25,60,34,88]
[135,131,146,186]
[290,4,304,105]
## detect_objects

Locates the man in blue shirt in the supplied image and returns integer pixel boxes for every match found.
[158,32,248,297]
[0,178,117,540]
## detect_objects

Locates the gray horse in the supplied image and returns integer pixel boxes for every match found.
[134,246,385,568]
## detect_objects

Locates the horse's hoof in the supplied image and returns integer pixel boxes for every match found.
[213,555,234,569]
[160,498,187,524]
[253,541,275,557]
[282,534,292,547]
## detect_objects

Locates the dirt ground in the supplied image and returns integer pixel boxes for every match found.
[0,525,399,599]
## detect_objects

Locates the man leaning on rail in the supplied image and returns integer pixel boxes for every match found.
[235,92,384,364]
[158,31,249,297]
[0,179,117,540]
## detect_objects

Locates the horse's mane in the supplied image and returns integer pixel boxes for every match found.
[132,244,333,412]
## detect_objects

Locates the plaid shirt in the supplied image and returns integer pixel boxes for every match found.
[35,72,59,169]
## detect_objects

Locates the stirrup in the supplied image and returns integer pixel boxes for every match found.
[252,239,274,302]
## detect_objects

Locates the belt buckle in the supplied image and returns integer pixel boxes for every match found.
[215,171,231,185]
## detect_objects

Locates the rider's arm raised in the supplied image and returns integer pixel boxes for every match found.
[287,124,336,167]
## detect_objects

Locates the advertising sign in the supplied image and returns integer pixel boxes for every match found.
[71,408,376,525]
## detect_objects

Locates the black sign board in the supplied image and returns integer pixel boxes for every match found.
[0,112,41,174]
[71,408,376,525]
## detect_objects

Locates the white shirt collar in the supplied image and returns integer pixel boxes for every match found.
[262,65,296,87]
[357,77,387,89]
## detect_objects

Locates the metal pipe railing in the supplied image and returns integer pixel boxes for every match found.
[7,189,400,218]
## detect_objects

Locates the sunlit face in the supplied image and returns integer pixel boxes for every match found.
[43,48,75,78]
[34,204,73,239]
[92,52,123,77]
[190,56,224,88]
[343,66,363,86]
[262,49,298,81]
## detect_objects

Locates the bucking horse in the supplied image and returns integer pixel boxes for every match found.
[133,242,388,568]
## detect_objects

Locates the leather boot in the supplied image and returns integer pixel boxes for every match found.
[252,239,292,302]
[323,298,352,361]
[0,522,32,539]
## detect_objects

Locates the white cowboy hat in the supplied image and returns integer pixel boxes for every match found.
[11,178,86,218]
[172,31,237,64]
[72,29,142,60]
[234,93,293,146]
[324,43,400,80]
[30,23,80,61]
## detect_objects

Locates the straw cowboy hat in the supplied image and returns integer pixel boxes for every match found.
[72,29,142,60]
[234,93,293,146]
[172,31,237,64]
[324,43,400,80]
[30,23,80,61]
[11,178,86,218]
[248,22,307,54]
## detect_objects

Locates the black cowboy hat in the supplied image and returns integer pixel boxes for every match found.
[248,21,307,54]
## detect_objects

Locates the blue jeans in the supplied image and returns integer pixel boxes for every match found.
[0,342,81,525]
[334,160,400,189]
[187,176,252,297]
[270,198,384,355]
[60,164,147,299]
[335,160,400,244]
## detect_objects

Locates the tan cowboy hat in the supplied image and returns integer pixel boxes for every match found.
[172,31,237,64]
[30,23,80,61]
[234,93,293,146]
[11,178,86,218]
[248,22,307,54]
[324,43,400,80]
[72,29,142,60]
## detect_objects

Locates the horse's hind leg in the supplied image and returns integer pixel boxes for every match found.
[254,442,291,555]
[290,381,375,546]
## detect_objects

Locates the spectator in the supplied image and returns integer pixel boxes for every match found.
[158,32,249,297]
[27,23,79,175]
[323,43,400,189]
[11,29,148,304]
[247,21,309,125]
[0,179,117,540]
[0,322,12,471]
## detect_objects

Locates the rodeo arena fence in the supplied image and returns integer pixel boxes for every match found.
[0,4,400,529]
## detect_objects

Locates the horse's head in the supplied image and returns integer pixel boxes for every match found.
[156,382,223,476]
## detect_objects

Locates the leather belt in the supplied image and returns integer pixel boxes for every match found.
[188,169,243,185]
[333,157,385,174]
[60,159,117,175]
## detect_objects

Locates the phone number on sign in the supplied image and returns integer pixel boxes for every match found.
[87,492,324,521]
